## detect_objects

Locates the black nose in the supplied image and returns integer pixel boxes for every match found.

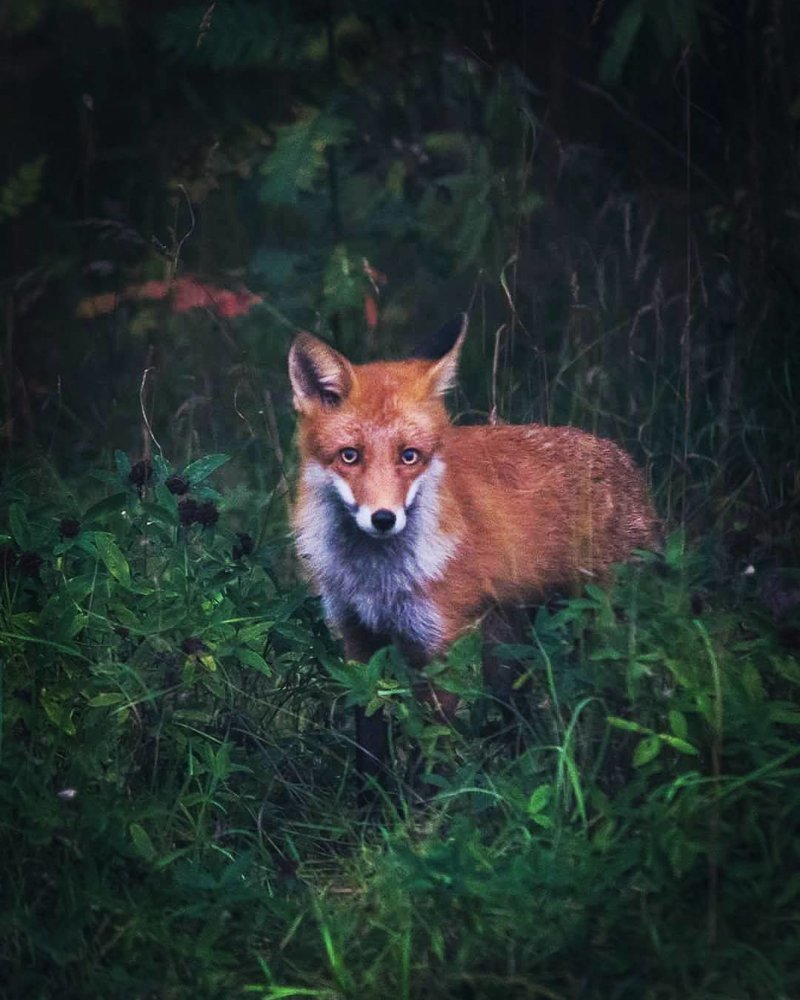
[371,509,396,532]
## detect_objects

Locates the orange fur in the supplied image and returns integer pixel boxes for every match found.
[428,422,660,645]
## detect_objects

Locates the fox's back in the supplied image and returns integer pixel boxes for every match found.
[429,423,660,623]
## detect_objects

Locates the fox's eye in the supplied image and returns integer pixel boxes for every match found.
[400,448,420,465]
[340,447,359,465]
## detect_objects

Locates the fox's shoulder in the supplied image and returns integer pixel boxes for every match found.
[443,421,640,450]
[442,421,603,455]
[439,422,640,494]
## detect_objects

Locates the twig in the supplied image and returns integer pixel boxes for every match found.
[167,184,196,284]
[262,388,291,502]
[196,1,215,47]
[489,324,506,426]
[139,364,164,461]
[3,294,13,449]
[591,0,608,25]
[680,46,693,529]
[233,383,255,438]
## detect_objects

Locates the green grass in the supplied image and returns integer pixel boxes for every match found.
[1,453,799,1000]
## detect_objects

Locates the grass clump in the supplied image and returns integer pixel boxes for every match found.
[1,454,799,999]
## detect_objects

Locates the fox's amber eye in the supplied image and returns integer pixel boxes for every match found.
[400,448,420,465]
[340,447,359,465]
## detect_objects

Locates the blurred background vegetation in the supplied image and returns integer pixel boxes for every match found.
[2,0,799,554]
[2,1,800,997]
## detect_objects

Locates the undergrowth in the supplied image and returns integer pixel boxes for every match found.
[1,453,798,999]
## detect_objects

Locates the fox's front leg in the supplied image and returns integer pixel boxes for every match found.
[481,604,535,751]
[342,621,390,789]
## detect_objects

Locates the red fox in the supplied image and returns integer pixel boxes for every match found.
[289,315,660,780]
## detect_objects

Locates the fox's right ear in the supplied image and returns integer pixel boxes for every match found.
[412,313,468,396]
[288,333,354,412]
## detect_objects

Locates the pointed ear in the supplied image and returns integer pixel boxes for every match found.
[412,314,468,396]
[288,333,354,411]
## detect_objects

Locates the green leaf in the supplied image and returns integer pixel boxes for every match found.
[199,653,217,672]
[419,771,449,790]
[769,704,800,726]
[114,449,131,480]
[129,823,156,861]
[0,155,46,221]
[599,0,645,85]
[272,620,311,645]
[69,613,89,637]
[1,629,83,659]
[152,454,171,481]
[115,606,143,630]
[183,453,231,484]
[772,655,800,686]
[94,533,131,587]
[633,735,662,767]
[584,583,612,605]
[424,131,471,162]
[607,715,650,734]
[668,709,688,739]
[322,244,368,315]
[740,661,765,702]
[8,503,29,548]
[238,649,271,675]
[527,784,552,815]
[83,492,129,523]
[239,621,274,645]
[365,696,384,717]
[443,631,483,669]
[88,692,128,707]
[663,530,685,570]
[152,483,179,522]
[385,158,406,197]
[324,659,361,687]
[661,735,698,756]
[139,604,187,634]
[259,107,351,205]
[40,688,77,736]
[590,647,625,662]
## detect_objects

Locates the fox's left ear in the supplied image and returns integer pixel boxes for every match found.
[412,313,468,396]
[288,332,354,412]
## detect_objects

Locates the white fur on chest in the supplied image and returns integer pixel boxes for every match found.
[294,458,457,651]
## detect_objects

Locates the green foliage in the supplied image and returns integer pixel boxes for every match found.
[0,156,46,222]
[260,109,353,207]
[2,463,799,996]
[3,0,122,33]
[159,2,281,69]
[600,0,710,84]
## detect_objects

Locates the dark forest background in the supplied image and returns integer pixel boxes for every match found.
[2,2,800,997]
[3,0,799,552]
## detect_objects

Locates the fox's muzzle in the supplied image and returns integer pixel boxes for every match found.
[354,503,407,537]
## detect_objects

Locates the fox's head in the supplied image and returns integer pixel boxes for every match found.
[289,315,467,538]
